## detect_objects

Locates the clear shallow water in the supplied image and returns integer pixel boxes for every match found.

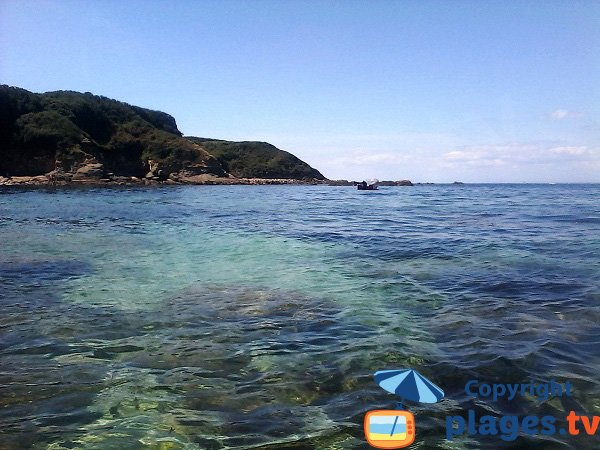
[0,184,599,450]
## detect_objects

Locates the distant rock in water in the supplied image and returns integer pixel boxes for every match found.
[0,85,325,184]
[377,180,414,186]
[326,179,354,186]
[327,179,413,187]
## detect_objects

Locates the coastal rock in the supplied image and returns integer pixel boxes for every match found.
[145,159,170,180]
[46,169,73,183]
[327,179,353,186]
[72,160,105,180]
[0,85,326,184]
[376,180,414,186]
[3,175,48,185]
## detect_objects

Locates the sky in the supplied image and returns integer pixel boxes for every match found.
[1,0,599,182]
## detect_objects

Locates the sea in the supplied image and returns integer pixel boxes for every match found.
[0,184,599,450]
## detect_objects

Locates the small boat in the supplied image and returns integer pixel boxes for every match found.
[357,183,378,190]
[357,180,378,190]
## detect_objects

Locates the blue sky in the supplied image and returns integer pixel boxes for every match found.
[1,0,598,182]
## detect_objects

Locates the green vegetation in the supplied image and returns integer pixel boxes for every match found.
[0,85,218,177]
[0,85,325,181]
[187,137,325,180]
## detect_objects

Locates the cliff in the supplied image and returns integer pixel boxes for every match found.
[0,85,325,184]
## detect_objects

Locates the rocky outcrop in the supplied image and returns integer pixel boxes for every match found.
[144,154,228,181]
[0,85,326,184]
[327,179,354,186]
[72,160,105,180]
[376,180,414,186]
[326,180,414,187]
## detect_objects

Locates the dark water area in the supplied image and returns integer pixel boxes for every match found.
[0,184,599,449]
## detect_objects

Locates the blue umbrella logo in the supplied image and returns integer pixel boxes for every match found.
[375,369,444,409]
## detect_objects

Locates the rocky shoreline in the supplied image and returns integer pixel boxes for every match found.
[0,159,414,187]
[0,174,324,187]
[0,175,420,187]
[1,86,419,189]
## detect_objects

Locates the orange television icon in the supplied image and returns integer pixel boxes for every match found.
[364,410,415,449]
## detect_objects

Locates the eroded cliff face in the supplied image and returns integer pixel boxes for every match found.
[0,86,325,184]
[0,86,229,181]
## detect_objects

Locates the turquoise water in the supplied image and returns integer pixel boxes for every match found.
[1,184,599,449]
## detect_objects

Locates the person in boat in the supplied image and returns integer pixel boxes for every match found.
[358,180,378,190]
